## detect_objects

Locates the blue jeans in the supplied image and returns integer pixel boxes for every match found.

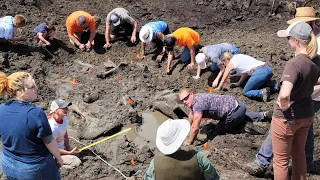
[0,153,61,180]
[180,45,201,63]
[254,100,320,167]
[243,65,273,98]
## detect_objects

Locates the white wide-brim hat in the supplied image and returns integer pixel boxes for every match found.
[139,25,153,43]
[156,119,190,155]
[195,53,207,69]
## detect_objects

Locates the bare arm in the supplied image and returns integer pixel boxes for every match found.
[131,19,137,38]
[236,73,248,85]
[88,31,96,44]
[37,32,50,45]
[188,113,202,144]
[213,64,225,85]
[69,34,81,46]
[188,111,194,124]
[140,42,146,56]
[216,63,234,89]
[167,51,174,73]
[189,46,196,65]
[156,32,165,41]
[105,25,110,44]
[277,81,293,111]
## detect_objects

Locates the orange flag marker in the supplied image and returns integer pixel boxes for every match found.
[57,72,61,77]
[127,99,133,104]
[87,69,92,74]
[72,77,77,84]
[131,158,135,166]
[130,60,134,65]
[136,53,140,59]
[115,76,120,82]
[208,87,213,93]
[204,142,209,149]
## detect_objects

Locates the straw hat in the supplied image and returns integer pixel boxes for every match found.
[287,7,319,24]
[156,119,190,155]
[139,25,153,43]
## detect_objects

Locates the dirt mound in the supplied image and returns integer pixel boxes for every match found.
[1,0,320,179]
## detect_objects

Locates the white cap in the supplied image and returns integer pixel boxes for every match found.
[195,53,207,69]
[277,21,312,40]
[139,25,153,43]
[50,99,72,114]
[156,119,190,155]
[110,13,120,26]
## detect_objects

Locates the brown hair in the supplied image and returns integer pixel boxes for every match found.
[0,72,32,98]
[13,15,26,27]
[45,17,56,26]
[303,32,318,59]
[220,52,234,62]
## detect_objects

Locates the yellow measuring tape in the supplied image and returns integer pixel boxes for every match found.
[78,128,132,152]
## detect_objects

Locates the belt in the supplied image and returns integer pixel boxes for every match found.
[250,63,267,74]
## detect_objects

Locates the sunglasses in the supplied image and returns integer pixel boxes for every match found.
[180,93,190,102]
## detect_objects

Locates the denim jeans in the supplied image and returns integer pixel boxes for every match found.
[243,65,273,98]
[0,153,61,180]
[254,100,320,167]
[180,45,201,63]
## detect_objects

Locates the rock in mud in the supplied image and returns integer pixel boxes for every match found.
[82,92,99,103]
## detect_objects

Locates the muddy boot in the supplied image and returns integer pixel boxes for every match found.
[243,162,266,175]
[263,110,273,122]
[262,87,270,102]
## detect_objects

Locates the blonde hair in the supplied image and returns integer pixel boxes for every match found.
[302,32,318,59]
[0,72,32,98]
[220,52,233,62]
[179,88,190,94]
[13,15,26,27]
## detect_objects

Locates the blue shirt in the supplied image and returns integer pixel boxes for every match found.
[0,101,52,163]
[144,151,220,180]
[0,16,14,40]
[32,23,56,35]
[143,21,167,40]
[202,43,237,65]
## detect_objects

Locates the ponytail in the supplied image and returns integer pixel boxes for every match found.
[220,52,233,62]
[306,32,318,59]
[0,72,32,98]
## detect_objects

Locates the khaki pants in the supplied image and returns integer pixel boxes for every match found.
[272,116,313,180]
[61,155,81,169]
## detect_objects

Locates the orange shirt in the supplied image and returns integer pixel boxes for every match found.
[171,27,200,48]
[66,11,95,35]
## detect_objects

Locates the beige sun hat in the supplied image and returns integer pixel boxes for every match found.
[287,7,319,24]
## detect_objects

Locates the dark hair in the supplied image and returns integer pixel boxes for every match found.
[45,17,56,26]
[77,15,87,26]
[163,36,176,51]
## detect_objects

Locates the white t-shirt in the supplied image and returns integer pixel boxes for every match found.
[230,54,265,74]
[48,116,68,150]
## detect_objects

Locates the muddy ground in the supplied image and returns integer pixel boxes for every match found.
[1,0,320,179]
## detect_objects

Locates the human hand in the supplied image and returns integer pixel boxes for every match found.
[192,75,200,80]
[187,63,195,69]
[45,41,51,46]
[56,157,63,168]
[212,79,219,87]
[79,44,85,51]
[276,97,291,111]
[130,35,136,43]
[214,87,221,91]
[68,147,79,155]
[85,42,91,50]
[230,83,240,89]
[103,43,111,49]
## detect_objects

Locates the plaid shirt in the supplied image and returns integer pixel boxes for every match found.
[0,16,14,40]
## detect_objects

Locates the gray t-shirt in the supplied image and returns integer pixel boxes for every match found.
[192,93,237,120]
[106,8,134,26]
[202,43,235,65]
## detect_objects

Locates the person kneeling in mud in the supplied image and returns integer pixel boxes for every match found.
[0,15,27,43]
[104,8,138,49]
[144,119,220,180]
[193,43,239,87]
[178,88,272,145]
[33,17,57,47]
[215,52,279,102]
[48,99,81,169]
[139,21,170,61]
[66,11,98,51]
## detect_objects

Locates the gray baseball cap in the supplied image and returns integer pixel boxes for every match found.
[277,21,312,40]
[50,99,72,113]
